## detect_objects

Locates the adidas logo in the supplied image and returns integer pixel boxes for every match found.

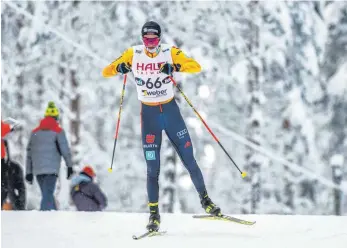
[184,141,191,148]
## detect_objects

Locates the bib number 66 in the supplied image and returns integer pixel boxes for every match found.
[146,78,162,89]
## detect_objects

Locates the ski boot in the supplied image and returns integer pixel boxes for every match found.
[200,192,221,216]
[146,203,161,232]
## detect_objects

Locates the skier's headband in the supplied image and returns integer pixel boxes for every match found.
[142,27,161,37]
[143,33,160,37]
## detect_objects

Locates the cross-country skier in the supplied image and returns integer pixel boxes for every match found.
[102,21,221,232]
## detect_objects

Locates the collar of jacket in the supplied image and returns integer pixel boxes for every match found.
[71,173,92,188]
[33,116,62,133]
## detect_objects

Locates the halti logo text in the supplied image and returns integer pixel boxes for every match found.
[136,62,165,71]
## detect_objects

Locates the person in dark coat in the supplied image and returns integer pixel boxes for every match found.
[70,166,107,211]
[3,139,26,210]
[1,118,20,208]
[25,102,74,211]
[7,160,26,210]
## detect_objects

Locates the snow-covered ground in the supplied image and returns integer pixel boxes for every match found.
[1,212,347,248]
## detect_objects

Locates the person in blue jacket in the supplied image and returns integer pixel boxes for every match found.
[25,102,74,210]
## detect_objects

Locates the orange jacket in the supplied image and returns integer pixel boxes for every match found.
[1,121,11,159]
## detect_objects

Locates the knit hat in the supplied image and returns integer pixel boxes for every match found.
[81,166,96,178]
[44,101,59,119]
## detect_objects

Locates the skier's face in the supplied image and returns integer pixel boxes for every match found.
[143,34,160,49]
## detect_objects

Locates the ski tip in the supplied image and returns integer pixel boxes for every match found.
[242,220,256,225]
[132,231,167,240]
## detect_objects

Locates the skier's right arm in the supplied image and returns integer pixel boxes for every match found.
[102,47,134,77]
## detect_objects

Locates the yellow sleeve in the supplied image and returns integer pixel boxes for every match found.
[170,47,201,73]
[102,47,134,78]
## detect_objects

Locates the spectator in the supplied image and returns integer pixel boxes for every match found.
[25,101,74,211]
[4,139,26,210]
[7,160,26,210]
[70,166,107,211]
[1,118,20,208]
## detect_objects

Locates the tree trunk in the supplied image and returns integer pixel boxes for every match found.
[70,69,80,166]
[14,16,25,164]
[243,1,262,214]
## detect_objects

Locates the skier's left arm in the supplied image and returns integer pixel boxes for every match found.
[160,46,202,74]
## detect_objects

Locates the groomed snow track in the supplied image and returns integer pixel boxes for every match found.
[1,211,346,248]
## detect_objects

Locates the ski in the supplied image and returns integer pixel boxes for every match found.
[192,214,256,226]
[132,230,167,240]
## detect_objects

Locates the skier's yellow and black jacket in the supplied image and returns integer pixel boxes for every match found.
[102,46,201,78]
[102,46,208,205]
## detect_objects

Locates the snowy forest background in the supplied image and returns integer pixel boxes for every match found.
[1,1,347,215]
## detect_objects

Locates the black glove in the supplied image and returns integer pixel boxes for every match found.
[116,63,132,74]
[160,63,180,75]
[25,174,33,184]
[67,167,74,179]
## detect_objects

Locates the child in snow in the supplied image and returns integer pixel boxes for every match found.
[70,166,107,211]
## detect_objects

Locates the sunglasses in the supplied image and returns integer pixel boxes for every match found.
[143,37,160,47]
